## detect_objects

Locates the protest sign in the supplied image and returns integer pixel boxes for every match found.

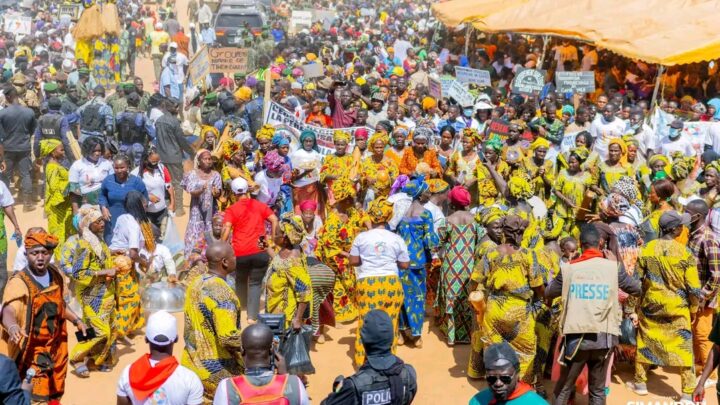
[360,8,376,17]
[484,119,511,141]
[302,62,324,79]
[440,78,454,97]
[312,9,337,30]
[3,15,31,36]
[560,131,582,154]
[428,78,442,99]
[512,68,546,95]
[447,80,474,107]
[58,3,82,20]
[265,102,373,155]
[454,66,492,86]
[188,46,211,87]
[290,10,313,33]
[208,47,248,75]
[555,71,596,94]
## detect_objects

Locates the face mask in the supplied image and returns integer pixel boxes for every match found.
[669,128,681,138]
[463,108,473,118]
[147,162,159,170]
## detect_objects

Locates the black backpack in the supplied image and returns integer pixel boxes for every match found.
[81,102,105,133]
[117,112,147,145]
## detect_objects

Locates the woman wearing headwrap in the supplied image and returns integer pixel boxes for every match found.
[320,130,356,207]
[395,176,439,347]
[291,129,324,217]
[591,137,635,196]
[505,175,545,249]
[265,213,313,332]
[181,149,222,259]
[474,214,544,383]
[255,150,293,216]
[436,185,481,346]
[522,136,555,205]
[593,186,643,276]
[399,127,442,178]
[553,147,594,238]
[671,153,701,199]
[436,125,456,169]
[41,139,74,245]
[254,124,276,171]
[639,178,689,244]
[360,132,399,206]
[385,126,408,167]
[503,120,529,162]
[349,196,407,366]
[447,129,481,203]
[647,154,672,184]
[316,176,369,323]
[61,207,117,377]
[195,125,220,152]
[219,139,256,210]
[701,160,720,207]
[475,135,511,207]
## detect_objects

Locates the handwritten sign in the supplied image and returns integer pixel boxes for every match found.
[428,77,442,100]
[58,4,83,20]
[265,102,373,155]
[512,68,546,95]
[3,15,31,36]
[208,47,248,75]
[454,66,492,86]
[447,80,474,107]
[555,71,596,93]
[439,78,454,98]
[560,131,582,154]
[290,10,313,33]
[188,46,210,87]
[302,62,324,79]
[485,119,510,141]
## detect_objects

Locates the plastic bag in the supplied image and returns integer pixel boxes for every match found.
[619,317,637,346]
[281,325,315,375]
[163,216,184,256]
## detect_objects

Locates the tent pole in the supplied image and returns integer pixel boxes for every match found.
[464,25,472,56]
[538,35,550,69]
[651,65,665,108]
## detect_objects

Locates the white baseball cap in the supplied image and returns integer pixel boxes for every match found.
[169,42,178,49]
[145,310,177,346]
[231,177,249,195]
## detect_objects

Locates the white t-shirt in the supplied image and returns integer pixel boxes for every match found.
[350,229,410,279]
[254,171,284,206]
[30,271,51,289]
[109,214,145,251]
[140,244,176,275]
[705,122,720,155]
[116,360,204,405]
[662,136,697,158]
[590,116,627,161]
[131,166,172,213]
[424,201,445,233]
[0,180,14,207]
[68,158,114,195]
[290,149,322,187]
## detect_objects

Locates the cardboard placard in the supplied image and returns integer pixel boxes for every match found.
[312,9,337,30]
[428,77,442,99]
[439,78,454,98]
[360,8,376,17]
[454,66,492,86]
[290,10,313,33]
[302,62,324,79]
[485,118,511,140]
[555,71,596,94]
[264,101,373,155]
[188,46,210,87]
[512,68,546,95]
[447,80,474,107]
[58,4,83,20]
[208,47,248,75]
[3,15,31,36]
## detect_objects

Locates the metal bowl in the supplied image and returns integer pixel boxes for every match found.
[141,282,186,313]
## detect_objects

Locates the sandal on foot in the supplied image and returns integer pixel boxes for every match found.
[72,363,90,378]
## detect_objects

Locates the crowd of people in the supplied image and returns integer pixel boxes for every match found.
[3,0,720,404]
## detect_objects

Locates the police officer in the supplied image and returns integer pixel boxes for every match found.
[200,92,223,126]
[215,98,249,138]
[321,310,417,405]
[546,225,641,405]
[33,97,76,166]
[116,92,152,167]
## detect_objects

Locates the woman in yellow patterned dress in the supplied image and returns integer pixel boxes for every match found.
[553,147,594,238]
[320,130,356,206]
[254,124,275,171]
[522,137,555,206]
[592,138,635,196]
[41,139,74,245]
[385,127,408,167]
[219,139,256,210]
[467,207,505,379]
[447,128,481,204]
[316,177,369,322]
[629,214,702,398]
[360,132,399,206]
[475,214,545,383]
[266,213,312,331]
[475,135,511,207]
[61,207,117,377]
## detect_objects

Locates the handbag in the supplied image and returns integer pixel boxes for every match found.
[619,317,637,346]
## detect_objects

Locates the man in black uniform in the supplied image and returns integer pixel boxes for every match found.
[33,97,76,166]
[321,310,417,405]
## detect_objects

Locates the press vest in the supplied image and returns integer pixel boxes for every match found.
[560,257,620,336]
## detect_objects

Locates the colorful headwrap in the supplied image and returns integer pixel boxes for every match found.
[484,135,503,152]
[608,138,628,163]
[413,127,434,142]
[502,215,529,246]
[280,213,306,246]
[299,129,319,151]
[201,125,219,140]
[621,134,639,148]
[40,139,62,158]
[600,192,631,219]
[462,128,481,144]
[331,176,356,202]
[421,96,436,111]
[611,176,639,204]
[508,175,533,200]
[672,155,695,180]
[648,154,672,176]
[263,150,286,172]
[272,132,290,147]
[570,146,590,163]
[221,139,243,161]
[78,206,106,257]
[299,200,318,212]
[390,174,410,195]
[355,128,370,140]
[367,196,394,224]
[401,176,429,200]
[705,160,720,174]
[448,185,471,208]
[333,130,352,143]
[529,137,551,151]
[369,132,389,147]
[194,148,212,169]
[24,229,59,250]
[561,105,575,116]
[427,179,449,194]
[256,124,275,141]
[478,206,507,226]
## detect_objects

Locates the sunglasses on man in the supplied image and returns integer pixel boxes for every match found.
[486,375,513,385]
